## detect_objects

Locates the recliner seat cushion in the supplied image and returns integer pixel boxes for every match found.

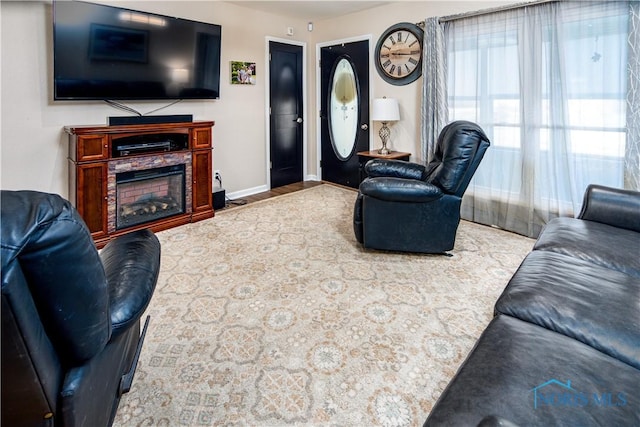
[495,250,640,369]
[533,217,640,278]
[359,178,443,203]
[424,315,640,427]
[364,158,426,180]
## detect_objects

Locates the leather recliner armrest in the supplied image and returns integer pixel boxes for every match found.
[578,184,640,233]
[100,229,161,336]
[364,158,426,180]
[360,177,443,203]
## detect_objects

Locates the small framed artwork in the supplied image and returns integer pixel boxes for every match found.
[231,61,256,85]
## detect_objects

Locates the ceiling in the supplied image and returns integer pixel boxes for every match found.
[224,1,391,21]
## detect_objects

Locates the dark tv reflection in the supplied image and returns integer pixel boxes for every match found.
[89,24,149,63]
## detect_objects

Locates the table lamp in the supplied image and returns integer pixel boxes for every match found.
[371,97,400,155]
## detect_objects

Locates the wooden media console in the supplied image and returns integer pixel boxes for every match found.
[66,120,214,248]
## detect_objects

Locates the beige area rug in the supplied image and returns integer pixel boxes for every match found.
[113,184,534,426]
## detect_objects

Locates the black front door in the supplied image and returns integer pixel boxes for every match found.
[270,42,303,188]
[320,40,369,188]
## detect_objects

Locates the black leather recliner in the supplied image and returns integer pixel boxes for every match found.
[353,120,490,253]
[1,190,161,427]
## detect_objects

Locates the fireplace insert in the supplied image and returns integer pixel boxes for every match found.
[115,164,185,230]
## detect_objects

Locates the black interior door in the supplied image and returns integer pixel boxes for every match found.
[270,42,303,188]
[320,40,369,188]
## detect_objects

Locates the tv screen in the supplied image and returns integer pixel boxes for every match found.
[53,0,222,100]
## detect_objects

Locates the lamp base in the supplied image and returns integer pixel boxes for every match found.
[377,122,391,155]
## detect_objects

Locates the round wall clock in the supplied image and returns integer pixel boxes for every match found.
[374,22,424,85]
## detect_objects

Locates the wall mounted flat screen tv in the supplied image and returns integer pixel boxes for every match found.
[53,0,222,100]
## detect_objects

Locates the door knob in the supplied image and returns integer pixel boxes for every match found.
[296,117,303,123]
[361,124,368,130]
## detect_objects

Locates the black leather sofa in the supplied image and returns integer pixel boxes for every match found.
[424,184,640,426]
[1,190,161,427]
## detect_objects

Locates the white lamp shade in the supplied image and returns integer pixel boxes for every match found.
[371,97,400,122]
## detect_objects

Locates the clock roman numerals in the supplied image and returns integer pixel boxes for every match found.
[376,23,423,84]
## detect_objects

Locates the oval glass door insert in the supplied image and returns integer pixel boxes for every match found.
[329,58,359,160]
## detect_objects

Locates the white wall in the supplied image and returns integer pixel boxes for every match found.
[1,1,512,198]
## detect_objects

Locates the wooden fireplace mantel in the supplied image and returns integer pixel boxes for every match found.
[66,120,214,248]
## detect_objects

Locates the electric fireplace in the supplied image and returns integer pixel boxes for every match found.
[106,151,193,234]
[115,164,186,230]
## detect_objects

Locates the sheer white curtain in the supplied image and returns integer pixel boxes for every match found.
[442,1,635,237]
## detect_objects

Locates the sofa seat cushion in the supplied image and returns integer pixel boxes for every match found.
[424,315,640,427]
[495,251,640,370]
[533,217,640,278]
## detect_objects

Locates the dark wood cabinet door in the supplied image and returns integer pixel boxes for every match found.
[192,149,213,215]
[76,163,108,238]
[192,127,212,149]
[77,135,108,162]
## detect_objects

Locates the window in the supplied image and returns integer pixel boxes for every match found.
[444,1,632,236]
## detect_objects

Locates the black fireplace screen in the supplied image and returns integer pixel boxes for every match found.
[116,164,185,230]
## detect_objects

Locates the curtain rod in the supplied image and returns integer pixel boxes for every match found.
[435,0,556,23]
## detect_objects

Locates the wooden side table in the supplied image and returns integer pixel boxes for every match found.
[357,150,411,184]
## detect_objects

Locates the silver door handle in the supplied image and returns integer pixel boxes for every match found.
[361,124,368,130]
[296,117,303,123]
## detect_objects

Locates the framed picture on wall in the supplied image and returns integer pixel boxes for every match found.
[230,61,256,85]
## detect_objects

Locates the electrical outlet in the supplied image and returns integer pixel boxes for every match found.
[214,170,222,187]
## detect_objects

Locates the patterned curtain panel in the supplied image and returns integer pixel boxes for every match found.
[627,2,640,190]
[420,17,447,163]
[443,1,635,237]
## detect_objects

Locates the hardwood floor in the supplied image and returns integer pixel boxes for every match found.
[217,181,326,211]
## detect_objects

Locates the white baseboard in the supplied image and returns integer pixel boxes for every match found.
[225,177,321,201]
[226,185,269,201]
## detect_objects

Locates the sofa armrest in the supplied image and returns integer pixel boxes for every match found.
[364,158,426,180]
[360,177,443,203]
[100,229,161,336]
[578,184,640,233]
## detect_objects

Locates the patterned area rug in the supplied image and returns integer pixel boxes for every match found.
[113,184,534,426]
